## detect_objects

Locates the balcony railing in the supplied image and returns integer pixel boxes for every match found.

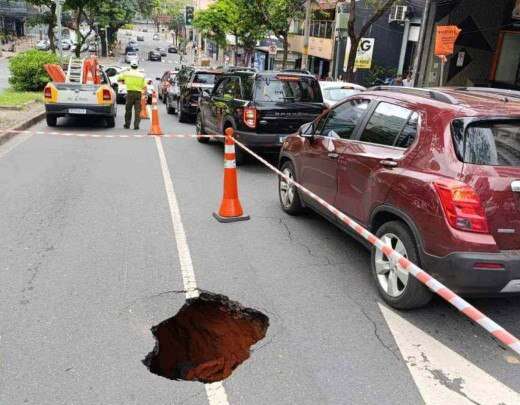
[290,20,335,39]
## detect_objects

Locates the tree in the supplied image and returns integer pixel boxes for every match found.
[193,3,228,50]
[261,0,304,69]
[25,1,57,52]
[345,0,399,81]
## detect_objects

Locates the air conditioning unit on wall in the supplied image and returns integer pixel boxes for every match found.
[389,5,408,23]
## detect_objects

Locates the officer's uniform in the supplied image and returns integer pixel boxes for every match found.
[119,67,145,129]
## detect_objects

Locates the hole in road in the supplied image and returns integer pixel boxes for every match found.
[142,291,269,383]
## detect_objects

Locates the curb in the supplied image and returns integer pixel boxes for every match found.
[0,109,45,146]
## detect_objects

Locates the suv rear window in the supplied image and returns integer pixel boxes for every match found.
[254,76,322,102]
[461,120,520,166]
[193,73,218,85]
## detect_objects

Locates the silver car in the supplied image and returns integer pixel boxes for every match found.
[125,52,139,65]
[319,81,366,107]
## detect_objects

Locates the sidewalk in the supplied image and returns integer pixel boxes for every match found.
[0,36,37,60]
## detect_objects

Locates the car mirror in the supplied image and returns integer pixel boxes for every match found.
[298,122,314,138]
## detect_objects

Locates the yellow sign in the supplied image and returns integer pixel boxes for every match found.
[354,38,374,69]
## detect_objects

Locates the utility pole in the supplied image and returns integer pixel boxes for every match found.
[412,0,432,87]
[301,0,311,70]
[54,0,64,60]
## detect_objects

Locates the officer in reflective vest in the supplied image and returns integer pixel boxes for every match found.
[119,62,146,129]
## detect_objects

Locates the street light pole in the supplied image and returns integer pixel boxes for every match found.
[54,0,64,60]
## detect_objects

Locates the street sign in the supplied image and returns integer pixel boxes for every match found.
[434,25,461,57]
[354,38,374,69]
[185,6,194,26]
[268,45,278,55]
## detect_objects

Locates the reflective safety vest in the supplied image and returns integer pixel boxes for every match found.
[120,69,145,92]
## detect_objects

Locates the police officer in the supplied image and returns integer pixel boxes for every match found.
[119,62,145,129]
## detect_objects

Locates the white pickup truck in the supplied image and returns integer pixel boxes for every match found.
[43,57,117,127]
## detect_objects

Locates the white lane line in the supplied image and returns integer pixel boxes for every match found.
[154,136,230,405]
[379,304,520,405]
[0,131,34,159]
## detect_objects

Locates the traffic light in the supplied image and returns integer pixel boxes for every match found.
[185,6,194,26]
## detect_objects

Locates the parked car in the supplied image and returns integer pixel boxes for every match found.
[165,79,181,114]
[278,86,520,309]
[320,81,366,107]
[125,52,139,64]
[104,65,130,100]
[168,45,178,53]
[157,70,177,102]
[36,40,50,51]
[153,33,160,41]
[197,71,326,164]
[61,39,72,50]
[177,68,222,123]
[137,35,145,41]
[148,50,161,61]
[156,47,167,57]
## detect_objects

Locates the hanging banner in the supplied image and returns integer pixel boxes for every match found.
[434,25,461,57]
[354,38,375,69]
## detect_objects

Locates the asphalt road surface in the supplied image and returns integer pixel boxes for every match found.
[1,32,520,405]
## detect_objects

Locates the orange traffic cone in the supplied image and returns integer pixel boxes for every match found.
[213,128,250,223]
[148,91,163,136]
[140,94,149,120]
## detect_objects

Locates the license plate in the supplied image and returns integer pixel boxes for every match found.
[69,108,87,114]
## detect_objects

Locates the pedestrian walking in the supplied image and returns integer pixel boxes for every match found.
[118,62,146,130]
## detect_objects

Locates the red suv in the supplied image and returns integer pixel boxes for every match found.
[278,87,520,309]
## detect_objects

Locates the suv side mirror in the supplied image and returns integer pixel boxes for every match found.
[298,122,314,137]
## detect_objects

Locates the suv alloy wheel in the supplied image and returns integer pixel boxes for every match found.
[278,161,304,215]
[371,221,432,309]
[196,112,209,143]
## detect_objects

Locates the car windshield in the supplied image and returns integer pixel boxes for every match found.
[193,73,218,84]
[322,88,359,101]
[254,76,322,102]
[462,120,520,167]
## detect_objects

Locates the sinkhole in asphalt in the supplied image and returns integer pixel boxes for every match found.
[142,291,269,383]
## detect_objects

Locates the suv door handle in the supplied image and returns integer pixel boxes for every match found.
[380,159,398,168]
[328,152,339,159]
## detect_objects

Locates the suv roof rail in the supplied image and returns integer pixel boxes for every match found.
[368,86,460,105]
[453,87,520,101]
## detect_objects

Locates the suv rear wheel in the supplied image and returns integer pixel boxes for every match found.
[46,115,57,127]
[279,161,304,215]
[196,112,209,143]
[371,221,432,309]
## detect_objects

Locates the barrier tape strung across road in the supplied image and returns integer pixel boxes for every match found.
[0,129,225,140]
[231,137,520,357]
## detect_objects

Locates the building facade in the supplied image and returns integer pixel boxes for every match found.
[0,0,32,37]
[416,0,520,90]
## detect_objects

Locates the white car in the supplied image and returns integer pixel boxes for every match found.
[115,71,154,105]
[36,40,50,51]
[319,81,366,107]
[125,52,139,64]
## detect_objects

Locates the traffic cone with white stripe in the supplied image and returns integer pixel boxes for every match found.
[140,94,149,120]
[148,91,163,136]
[213,128,250,223]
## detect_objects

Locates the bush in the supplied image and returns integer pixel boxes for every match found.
[8,49,60,91]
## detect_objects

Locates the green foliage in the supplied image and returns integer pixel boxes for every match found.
[362,64,396,87]
[8,50,60,91]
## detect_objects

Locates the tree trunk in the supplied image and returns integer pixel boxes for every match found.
[282,34,288,70]
[345,37,359,82]
[48,3,57,53]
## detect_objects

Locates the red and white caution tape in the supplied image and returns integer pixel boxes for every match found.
[0,128,225,140]
[232,137,520,357]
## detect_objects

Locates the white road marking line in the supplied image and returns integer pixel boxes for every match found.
[154,137,230,405]
[0,131,34,159]
[378,304,520,404]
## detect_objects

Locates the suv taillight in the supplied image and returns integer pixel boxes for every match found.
[243,107,257,129]
[102,89,111,101]
[433,181,489,234]
[44,86,52,99]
